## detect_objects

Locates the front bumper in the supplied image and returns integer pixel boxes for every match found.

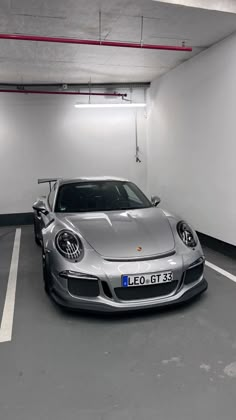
[48,251,208,312]
[51,277,208,312]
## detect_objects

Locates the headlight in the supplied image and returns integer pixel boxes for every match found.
[55,230,83,261]
[177,221,197,248]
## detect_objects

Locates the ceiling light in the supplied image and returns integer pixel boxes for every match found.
[74,103,146,109]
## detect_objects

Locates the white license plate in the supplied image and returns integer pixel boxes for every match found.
[122,271,173,287]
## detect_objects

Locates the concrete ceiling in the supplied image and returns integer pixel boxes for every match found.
[0,0,236,84]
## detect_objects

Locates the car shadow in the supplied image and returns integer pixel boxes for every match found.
[52,291,208,324]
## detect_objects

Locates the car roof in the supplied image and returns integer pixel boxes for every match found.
[57,176,129,186]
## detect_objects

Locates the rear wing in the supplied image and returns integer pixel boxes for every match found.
[38,178,59,191]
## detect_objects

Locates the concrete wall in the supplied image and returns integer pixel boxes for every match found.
[147,32,236,245]
[0,89,147,214]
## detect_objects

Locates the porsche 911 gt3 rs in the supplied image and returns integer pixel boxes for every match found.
[33,177,207,312]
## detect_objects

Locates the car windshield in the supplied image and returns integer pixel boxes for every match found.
[55,180,152,213]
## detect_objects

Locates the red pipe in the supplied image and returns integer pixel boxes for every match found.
[0,33,192,52]
[0,89,126,96]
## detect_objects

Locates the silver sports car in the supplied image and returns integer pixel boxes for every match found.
[33,177,207,312]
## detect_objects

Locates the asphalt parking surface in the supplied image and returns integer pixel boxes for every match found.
[0,226,236,420]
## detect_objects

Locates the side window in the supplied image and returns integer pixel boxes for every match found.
[48,183,57,210]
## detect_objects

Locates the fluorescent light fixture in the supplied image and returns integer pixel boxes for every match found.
[74,103,146,109]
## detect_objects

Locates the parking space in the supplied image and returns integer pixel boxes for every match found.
[0,226,235,419]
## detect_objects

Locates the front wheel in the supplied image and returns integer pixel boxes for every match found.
[34,218,41,246]
[42,248,53,295]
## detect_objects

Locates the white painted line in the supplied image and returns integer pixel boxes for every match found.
[205,260,236,283]
[0,228,21,343]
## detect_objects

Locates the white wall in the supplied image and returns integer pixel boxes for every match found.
[0,90,147,214]
[147,32,236,245]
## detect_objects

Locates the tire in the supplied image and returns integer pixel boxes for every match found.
[34,219,41,246]
[42,248,53,296]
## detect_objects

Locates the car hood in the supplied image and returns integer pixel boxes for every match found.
[56,208,175,259]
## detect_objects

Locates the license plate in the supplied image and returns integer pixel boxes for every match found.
[122,271,173,287]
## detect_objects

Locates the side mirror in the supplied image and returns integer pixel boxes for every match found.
[33,201,49,216]
[151,195,161,207]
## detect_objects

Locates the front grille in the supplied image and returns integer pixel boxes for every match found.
[184,263,204,285]
[115,281,178,301]
[68,277,99,297]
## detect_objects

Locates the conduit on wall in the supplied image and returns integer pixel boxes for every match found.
[135,111,141,163]
[0,33,192,52]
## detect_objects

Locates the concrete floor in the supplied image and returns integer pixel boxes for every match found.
[0,226,236,420]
